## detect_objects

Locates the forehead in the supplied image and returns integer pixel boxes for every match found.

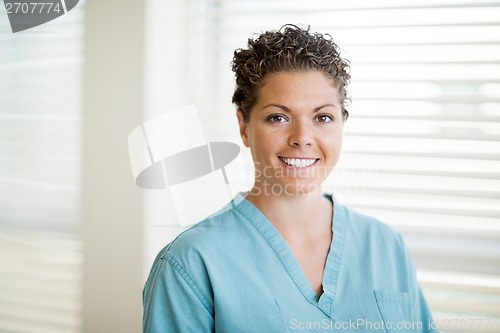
[255,71,341,109]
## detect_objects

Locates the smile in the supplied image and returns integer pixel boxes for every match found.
[278,156,319,168]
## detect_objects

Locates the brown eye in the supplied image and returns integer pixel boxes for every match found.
[267,114,288,123]
[316,114,334,123]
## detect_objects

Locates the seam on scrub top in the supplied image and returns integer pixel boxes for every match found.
[316,196,346,316]
[398,231,417,291]
[398,231,423,314]
[143,256,166,333]
[165,253,214,316]
[373,290,390,333]
[232,206,317,304]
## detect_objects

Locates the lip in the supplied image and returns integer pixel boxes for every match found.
[278,156,319,168]
[278,156,320,161]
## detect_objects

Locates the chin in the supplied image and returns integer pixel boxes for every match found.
[273,179,323,196]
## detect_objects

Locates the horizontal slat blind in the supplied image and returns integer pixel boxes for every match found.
[0,2,85,232]
[0,2,85,333]
[168,1,500,332]
[0,229,82,333]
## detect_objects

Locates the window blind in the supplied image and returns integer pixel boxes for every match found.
[0,1,85,332]
[151,1,500,332]
[0,4,84,232]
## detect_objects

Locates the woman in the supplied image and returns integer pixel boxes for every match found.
[143,25,437,333]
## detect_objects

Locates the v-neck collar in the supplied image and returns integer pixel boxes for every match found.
[232,192,347,318]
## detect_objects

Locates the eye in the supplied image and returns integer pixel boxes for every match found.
[267,114,288,123]
[315,114,334,123]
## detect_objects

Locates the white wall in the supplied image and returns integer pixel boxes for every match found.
[82,1,145,332]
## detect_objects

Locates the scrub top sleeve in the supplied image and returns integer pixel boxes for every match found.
[143,254,214,333]
[401,236,438,333]
[417,286,439,333]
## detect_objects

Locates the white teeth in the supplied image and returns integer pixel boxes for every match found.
[280,157,316,168]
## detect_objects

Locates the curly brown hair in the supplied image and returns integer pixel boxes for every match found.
[231,25,351,122]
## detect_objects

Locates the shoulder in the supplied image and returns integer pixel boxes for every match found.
[348,206,401,238]
[333,198,418,287]
[334,197,406,252]
[153,203,251,268]
[144,204,250,303]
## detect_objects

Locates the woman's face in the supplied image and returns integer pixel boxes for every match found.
[237,70,344,196]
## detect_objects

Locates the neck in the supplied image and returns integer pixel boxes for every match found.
[245,186,332,239]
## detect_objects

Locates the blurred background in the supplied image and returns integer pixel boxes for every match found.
[1,0,499,332]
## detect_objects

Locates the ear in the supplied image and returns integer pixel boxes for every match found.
[236,109,249,147]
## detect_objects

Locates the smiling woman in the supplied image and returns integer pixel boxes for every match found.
[237,71,344,199]
[142,25,437,333]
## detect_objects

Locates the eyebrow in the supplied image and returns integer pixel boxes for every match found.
[261,103,339,112]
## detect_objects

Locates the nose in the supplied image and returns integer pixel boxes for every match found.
[287,121,313,147]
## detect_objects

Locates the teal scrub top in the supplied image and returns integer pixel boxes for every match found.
[143,193,437,332]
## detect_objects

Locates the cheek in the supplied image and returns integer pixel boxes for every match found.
[248,130,267,157]
[325,128,343,146]
[335,133,344,149]
[322,135,343,161]
[252,127,277,147]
